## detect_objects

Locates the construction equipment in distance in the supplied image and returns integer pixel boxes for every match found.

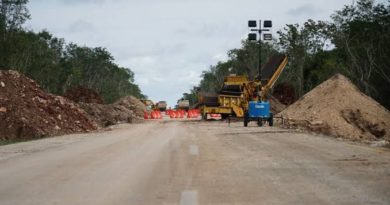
[156,101,167,112]
[177,99,190,111]
[198,54,288,127]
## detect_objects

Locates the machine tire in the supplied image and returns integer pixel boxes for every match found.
[257,119,263,127]
[268,113,274,127]
[221,114,228,120]
[244,112,249,127]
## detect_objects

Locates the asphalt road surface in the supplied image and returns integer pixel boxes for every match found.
[0,120,389,205]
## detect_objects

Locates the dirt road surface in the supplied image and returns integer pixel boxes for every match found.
[0,120,389,205]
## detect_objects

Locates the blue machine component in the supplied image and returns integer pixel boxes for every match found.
[248,101,270,118]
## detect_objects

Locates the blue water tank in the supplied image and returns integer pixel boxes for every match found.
[248,101,270,118]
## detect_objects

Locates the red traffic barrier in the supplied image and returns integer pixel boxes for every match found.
[144,111,149,119]
[152,111,161,119]
[169,111,176,119]
[187,110,192,118]
[175,111,180,118]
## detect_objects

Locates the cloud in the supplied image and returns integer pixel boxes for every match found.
[287,4,324,17]
[59,0,108,5]
[28,0,353,106]
[68,20,96,33]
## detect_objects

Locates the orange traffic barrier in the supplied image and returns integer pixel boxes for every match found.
[175,111,180,118]
[144,111,149,119]
[169,111,176,119]
[150,111,155,119]
[152,111,160,119]
[187,110,192,118]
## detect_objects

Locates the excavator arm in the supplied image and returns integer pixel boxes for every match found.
[260,55,288,101]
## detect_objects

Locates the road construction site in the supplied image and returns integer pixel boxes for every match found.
[1,57,390,205]
[0,120,389,205]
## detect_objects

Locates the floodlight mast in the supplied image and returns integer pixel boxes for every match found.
[248,20,272,81]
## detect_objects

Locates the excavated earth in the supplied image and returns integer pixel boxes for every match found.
[0,70,98,140]
[269,95,286,114]
[64,87,146,127]
[114,96,147,118]
[277,74,390,143]
[79,100,144,127]
[64,86,105,104]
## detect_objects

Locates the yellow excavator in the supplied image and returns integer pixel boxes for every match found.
[199,54,288,126]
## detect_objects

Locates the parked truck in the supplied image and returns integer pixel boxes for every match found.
[156,101,167,112]
[177,99,190,110]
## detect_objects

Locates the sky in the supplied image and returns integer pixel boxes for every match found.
[27,0,355,107]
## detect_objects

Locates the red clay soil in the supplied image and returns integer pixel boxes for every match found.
[0,70,98,140]
[277,74,390,142]
[64,86,104,104]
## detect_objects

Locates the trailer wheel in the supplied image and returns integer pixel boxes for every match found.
[268,113,274,127]
[257,119,263,127]
[244,112,249,127]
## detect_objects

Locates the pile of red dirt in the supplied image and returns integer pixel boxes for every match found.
[0,70,98,140]
[114,96,147,118]
[277,74,390,142]
[79,103,136,127]
[64,86,104,104]
[273,82,297,105]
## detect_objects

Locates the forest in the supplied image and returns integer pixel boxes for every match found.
[182,0,390,109]
[0,0,145,103]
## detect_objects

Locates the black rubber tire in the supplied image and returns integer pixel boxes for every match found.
[268,113,274,127]
[221,114,229,120]
[257,119,263,127]
[244,112,249,127]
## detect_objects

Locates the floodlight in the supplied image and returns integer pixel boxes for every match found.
[264,20,272,28]
[248,20,257,28]
[248,33,257,41]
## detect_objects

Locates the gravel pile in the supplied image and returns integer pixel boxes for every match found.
[0,70,98,140]
[278,74,390,142]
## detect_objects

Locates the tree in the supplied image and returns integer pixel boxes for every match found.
[277,20,333,96]
[0,0,29,32]
[330,0,390,106]
[0,0,146,103]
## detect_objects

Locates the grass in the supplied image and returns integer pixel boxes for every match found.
[0,138,39,146]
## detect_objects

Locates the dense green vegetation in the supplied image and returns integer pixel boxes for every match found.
[183,0,390,109]
[0,0,145,103]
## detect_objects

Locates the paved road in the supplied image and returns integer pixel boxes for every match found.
[0,121,389,205]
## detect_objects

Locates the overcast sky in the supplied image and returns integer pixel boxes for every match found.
[27,0,356,106]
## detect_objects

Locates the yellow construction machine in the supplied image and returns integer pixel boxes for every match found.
[199,54,288,126]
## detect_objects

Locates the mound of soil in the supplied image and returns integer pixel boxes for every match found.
[0,70,98,140]
[114,96,146,118]
[64,86,104,104]
[79,103,136,127]
[269,96,286,114]
[277,74,390,142]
